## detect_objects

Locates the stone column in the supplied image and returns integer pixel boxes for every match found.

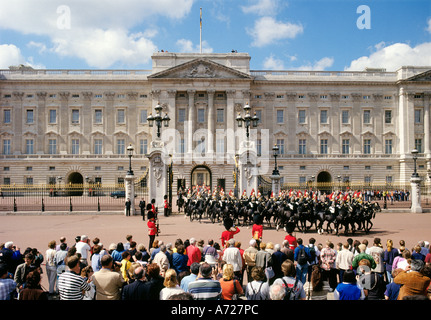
[36,92,47,154]
[207,89,215,156]
[187,89,196,156]
[226,89,236,160]
[330,93,341,154]
[424,93,430,159]
[127,91,138,143]
[82,92,92,154]
[308,93,319,154]
[59,92,70,154]
[104,92,115,154]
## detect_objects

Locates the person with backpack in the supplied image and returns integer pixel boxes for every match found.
[245,266,270,300]
[272,259,306,300]
[307,238,320,282]
[294,238,311,285]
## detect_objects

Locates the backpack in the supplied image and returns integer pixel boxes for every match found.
[297,247,308,265]
[282,278,299,300]
[247,282,264,300]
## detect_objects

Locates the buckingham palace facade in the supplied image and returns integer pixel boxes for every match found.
[0,52,430,193]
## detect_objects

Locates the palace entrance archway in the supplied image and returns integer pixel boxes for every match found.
[191,165,212,190]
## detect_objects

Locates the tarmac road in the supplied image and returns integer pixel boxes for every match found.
[1,210,430,291]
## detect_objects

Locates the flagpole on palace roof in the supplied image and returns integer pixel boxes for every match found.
[200,7,202,53]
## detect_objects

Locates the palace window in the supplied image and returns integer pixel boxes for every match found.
[71,109,80,124]
[3,139,11,155]
[139,139,148,154]
[342,139,350,154]
[94,109,103,124]
[216,109,224,123]
[26,109,34,124]
[178,109,186,123]
[299,139,306,155]
[276,110,284,124]
[415,109,422,124]
[385,139,393,154]
[276,139,285,154]
[117,109,125,124]
[140,110,148,124]
[25,139,34,154]
[71,139,80,154]
[49,109,57,124]
[415,139,422,153]
[298,110,306,124]
[320,139,328,154]
[94,139,103,154]
[363,110,371,124]
[363,139,371,154]
[48,139,57,154]
[341,110,349,124]
[385,110,392,124]
[3,109,11,124]
[320,110,328,124]
[117,139,125,154]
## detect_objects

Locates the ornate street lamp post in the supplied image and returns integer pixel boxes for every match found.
[127,144,134,176]
[272,144,280,176]
[411,148,419,178]
[236,103,259,138]
[147,102,170,138]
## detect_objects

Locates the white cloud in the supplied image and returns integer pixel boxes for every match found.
[241,0,280,16]
[0,44,45,69]
[176,39,213,53]
[247,16,303,47]
[345,42,431,71]
[0,44,24,69]
[0,0,194,68]
[263,54,285,70]
[297,57,334,71]
[427,18,431,34]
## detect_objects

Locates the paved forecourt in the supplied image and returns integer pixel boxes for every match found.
[1,210,430,291]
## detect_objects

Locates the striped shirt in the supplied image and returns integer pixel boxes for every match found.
[58,271,91,300]
[188,278,222,300]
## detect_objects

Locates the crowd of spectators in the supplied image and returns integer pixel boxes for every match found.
[1,232,430,301]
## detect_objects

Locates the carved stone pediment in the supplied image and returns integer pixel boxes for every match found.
[148,58,253,80]
[405,69,431,82]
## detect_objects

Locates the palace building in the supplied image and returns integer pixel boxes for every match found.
[0,52,430,196]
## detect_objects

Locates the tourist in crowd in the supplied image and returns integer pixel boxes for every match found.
[394,259,431,300]
[245,266,270,300]
[159,269,184,300]
[92,254,124,300]
[333,270,364,300]
[272,259,306,300]
[219,263,244,300]
[383,239,399,283]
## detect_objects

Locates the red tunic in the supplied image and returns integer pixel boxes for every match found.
[284,234,297,250]
[220,227,240,247]
[252,224,263,240]
[147,219,157,236]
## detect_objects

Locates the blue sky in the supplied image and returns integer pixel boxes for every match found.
[0,0,430,71]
